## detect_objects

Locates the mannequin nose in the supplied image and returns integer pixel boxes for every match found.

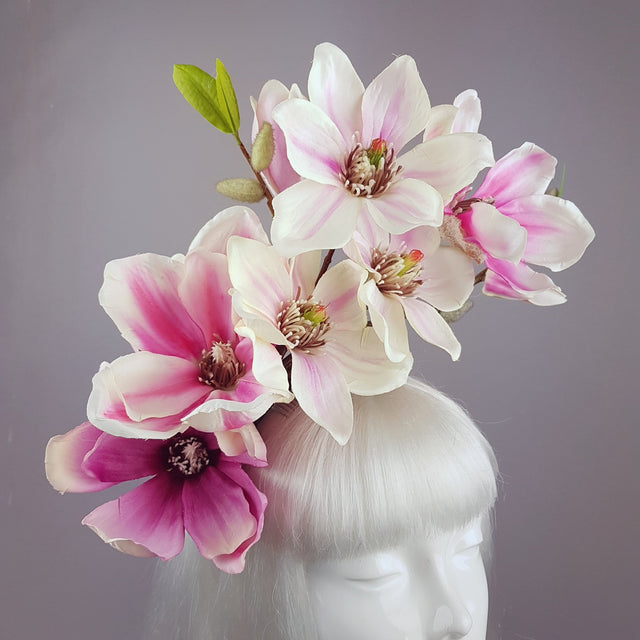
[430,599,473,639]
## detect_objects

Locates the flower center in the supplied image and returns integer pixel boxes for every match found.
[198,341,245,390]
[276,298,331,352]
[371,247,424,296]
[451,195,495,215]
[342,137,401,198]
[166,434,212,477]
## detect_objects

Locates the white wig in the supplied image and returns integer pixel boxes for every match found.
[143,378,498,640]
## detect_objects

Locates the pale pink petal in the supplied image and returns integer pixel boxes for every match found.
[251,80,301,193]
[423,104,458,141]
[390,224,442,258]
[484,257,566,305]
[313,260,366,329]
[97,352,206,422]
[272,181,361,256]
[401,133,494,202]
[364,178,443,234]
[187,206,269,254]
[291,250,322,297]
[273,99,347,185]
[418,246,475,311]
[361,55,430,151]
[183,464,266,573]
[87,361,187,439]
[234,327,290,389]
[45,422,117,494]
[452,89,481,134]
[82,432,164,483]
[82,474,185,560]
[179,251,235,345]
[308,42,364,142]
[401,297,462,360]
[459,201,527,263]
[325,327,412,395]
[500,195,595,271]
[474,142,556,205]
[215,424,268,463]
[99,254,204,359]
[227,236,292,320]
[360,280,410,363]
[290,350,353,445]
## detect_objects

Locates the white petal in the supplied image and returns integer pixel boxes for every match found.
[361,55,430,150]
[313,260,366,330]
[401,133,494,202]
[418,246,475,311]
[452,89,482,134]
[423,104,458,141]
[308,42,364,142]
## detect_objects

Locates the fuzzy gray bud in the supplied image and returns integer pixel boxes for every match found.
[251,122,275,172]
[216,178,265,203]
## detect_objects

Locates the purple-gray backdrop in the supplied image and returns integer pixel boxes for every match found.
[2,1,638,638]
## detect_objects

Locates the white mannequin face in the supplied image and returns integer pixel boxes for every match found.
[306,519,488,640]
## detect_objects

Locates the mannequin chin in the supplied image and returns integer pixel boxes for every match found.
[307,518,488,640]
[143,379,498,640]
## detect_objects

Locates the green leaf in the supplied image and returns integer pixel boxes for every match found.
[172,64,234,134]
[215,59,241,135]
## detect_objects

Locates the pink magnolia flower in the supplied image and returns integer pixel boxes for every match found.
[227,236,412,444]
[89,207,292,439]
[270,42,494,257]
[45,421,267,573]
[251,79,304,194]
[345,220,474,362]
[447,142,595,305]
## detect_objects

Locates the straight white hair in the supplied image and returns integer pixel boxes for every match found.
[143,378,498,640]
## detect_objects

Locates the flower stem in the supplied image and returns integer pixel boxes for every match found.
[315,249,335,285]
[474,267,487,286]
[234,135,275,217]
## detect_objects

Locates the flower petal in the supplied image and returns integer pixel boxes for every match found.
[272,180,361,256]
[179,251,235,345]
[402,297,462,360]
[360,280,410,363]
[484,257,566,305]
[452,89,482,134]
[99,254,204,359]
[326,327,413,395]
[82,432,164,483]
[182,463,267,573]
[313,259,366,329]
[474,142,556,205]
[361,55,430,151]
[308,42,364,142]
[363,178,443,234]
[187,206,269,254]
[423,104,458,141]
[45,422,117,493]
[500,194,595,271]
[418,246,475,311]
[215,424,268,464]
[82,473,185,560]
[290,350,353,445]
[401,133,494,202]
[459,201,527,263]
[273,99,346,185]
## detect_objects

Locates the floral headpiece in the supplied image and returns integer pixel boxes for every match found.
[45,43,594,573]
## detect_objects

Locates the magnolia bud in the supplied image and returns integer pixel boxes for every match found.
[251,122,275,172]
[216,178,265,203]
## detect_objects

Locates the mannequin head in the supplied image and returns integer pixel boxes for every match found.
[144,379,498,640]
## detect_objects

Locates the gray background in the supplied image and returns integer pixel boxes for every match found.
[1,0,638,638]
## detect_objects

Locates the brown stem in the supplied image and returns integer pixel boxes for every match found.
[474,267,487,286]
[235,136,276,217]
[315,249,335,285]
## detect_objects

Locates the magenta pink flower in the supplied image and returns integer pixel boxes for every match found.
[227,237,412,444]
[89,208,292,439]
[45,421,267,573]
[448,142,595,304]
[270,43,493,257]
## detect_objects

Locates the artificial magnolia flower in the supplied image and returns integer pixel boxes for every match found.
[251,79,304,194]
[270,42,493,257]
[445,142,595,305]
[45,421,267,573]
[227,236,412,444]
[89,208,292,439]
[345,220,474,362]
